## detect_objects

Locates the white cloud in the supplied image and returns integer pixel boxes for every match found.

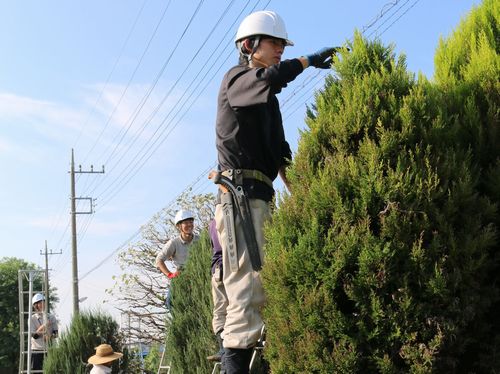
[0,80,191,158]
[27,215,69,231]
[0,92,85,132]
[83,82,184,136]
[0,136,16,152]
[28,214,138,237]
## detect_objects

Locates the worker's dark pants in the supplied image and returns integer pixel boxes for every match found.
[223,348,253,374]
[31,351,44,370]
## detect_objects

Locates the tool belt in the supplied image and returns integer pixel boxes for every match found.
[221,169,273,189]
[212,170,263,272]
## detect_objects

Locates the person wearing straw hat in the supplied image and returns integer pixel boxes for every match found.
[88,344,123,374]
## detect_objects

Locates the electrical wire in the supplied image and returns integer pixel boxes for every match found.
[376,0,421,38]
[78,161,216,281]
[46,0,151,264]
[365,0,411,39]
[68,0,420,284]
[89,0,237,200]
[54,1,264,280]
[77,0,175,196]
[75,0,152,160]
[84,0,262,203]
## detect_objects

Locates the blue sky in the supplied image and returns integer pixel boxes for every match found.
[0,0,479,330]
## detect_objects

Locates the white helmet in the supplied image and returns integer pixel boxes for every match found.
[174,209,195,225]
[32,293,45,305]
[235,10,294,46]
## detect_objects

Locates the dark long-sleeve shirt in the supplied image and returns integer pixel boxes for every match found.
[215,58,303,201]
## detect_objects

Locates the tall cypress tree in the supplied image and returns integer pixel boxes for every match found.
[262,1,499,372]
[164,232,214,374]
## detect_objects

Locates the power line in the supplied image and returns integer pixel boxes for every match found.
[74,0,151,158]
[71,0,419,283]
[77,0,175,197]
[80,0,268,204]
[89,0,237,201]
[279,0,420,127]
[79,161,216,281]
[365,0,411,39]
[83,0,262,206]
[101,0,206,169]
[77,0,207,202]
[55,2,262,281]
[46,0,151,259]
[93,0,176,169]
[377,0,421,38]
[95,43,234,207]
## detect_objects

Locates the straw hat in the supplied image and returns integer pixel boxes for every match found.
[88,344,123,365]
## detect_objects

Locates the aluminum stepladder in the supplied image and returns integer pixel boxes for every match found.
[18,269,48,374]
[156,338,171,374]
[212,324,266,374]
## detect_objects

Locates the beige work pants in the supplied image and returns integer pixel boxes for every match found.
[215,197,271,349]
[211,266,228,334]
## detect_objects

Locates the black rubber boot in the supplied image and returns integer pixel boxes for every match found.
[223,347,253,374]
[207,331,224,362]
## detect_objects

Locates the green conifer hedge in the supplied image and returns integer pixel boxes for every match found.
[164,232,214,373]
[262,1,499,372]
[160,230,269,373]
[44,310,130,374]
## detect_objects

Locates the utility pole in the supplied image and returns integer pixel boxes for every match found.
[69,148,104,315]
[40,240,62,313]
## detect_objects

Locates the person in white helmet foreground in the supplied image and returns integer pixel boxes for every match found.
[30,293,58,371]
[212,9,338,373]
[155,209,198,311]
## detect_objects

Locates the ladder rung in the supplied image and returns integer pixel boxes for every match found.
[21,290,44,294]
[21,350,47,354]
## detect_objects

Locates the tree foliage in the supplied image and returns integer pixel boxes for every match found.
[0,257,57,373]
[44,309,131,374]
[163,232,214,373]
[142,342,162,374]
[262,1,499,372]
[107,190,215,344]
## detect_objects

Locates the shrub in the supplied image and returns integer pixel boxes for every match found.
[44,309,131,373]
[262,1,499,372]
[163,232,214,373]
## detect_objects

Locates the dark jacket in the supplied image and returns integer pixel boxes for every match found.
[215,58,303,201]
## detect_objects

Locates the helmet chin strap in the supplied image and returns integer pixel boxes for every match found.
[241,37,269,67]
[248,36,261,63]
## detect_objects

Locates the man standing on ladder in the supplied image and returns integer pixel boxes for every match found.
[212,9,336,373]
[30,293,58,371]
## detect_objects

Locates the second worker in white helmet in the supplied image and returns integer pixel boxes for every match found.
[214,10,337,373]
[155,209,199,311]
